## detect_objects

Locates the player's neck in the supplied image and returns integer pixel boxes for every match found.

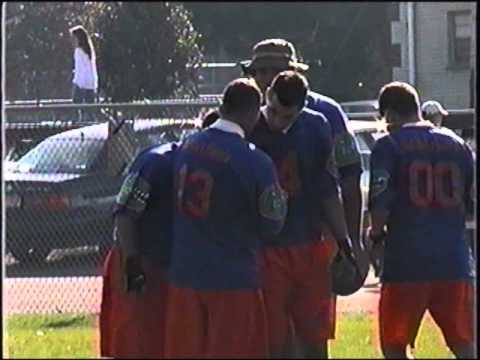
[399,114,422,126]
[211,118,246,139]
[402,116,433,128]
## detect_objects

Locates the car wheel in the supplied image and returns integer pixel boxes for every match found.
[9,247,51,264]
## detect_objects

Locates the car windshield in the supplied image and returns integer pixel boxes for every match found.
[15,137,104,174]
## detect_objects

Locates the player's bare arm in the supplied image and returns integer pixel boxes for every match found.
[114,214,140,258]
[320,194,350,253]
[334,128,363,248]
[114,215,146,293]
[114,167,156,293]
[340,174,362,245]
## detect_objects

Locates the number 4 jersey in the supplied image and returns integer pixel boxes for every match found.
[368,123,475,282]
[169,126,287,290]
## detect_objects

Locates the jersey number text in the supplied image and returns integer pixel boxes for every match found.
[177,164,214,218]
[409,160,462,208]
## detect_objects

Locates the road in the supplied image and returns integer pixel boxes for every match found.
[4,247,105,315]
[4,247,381,315]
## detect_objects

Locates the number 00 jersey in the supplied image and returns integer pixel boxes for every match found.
[368,123,475,282]
[169,127,287,290]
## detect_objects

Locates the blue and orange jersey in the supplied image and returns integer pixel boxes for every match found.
[306,91,362,178]
[248,108,339,247]
[113,142,177,267]
[169,126,287,290]
[368,123,475,282]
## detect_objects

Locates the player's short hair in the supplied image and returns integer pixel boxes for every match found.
[270,70,309,110]
[220,78,262,117]
[201,109,220,129]
[378,81,420,118]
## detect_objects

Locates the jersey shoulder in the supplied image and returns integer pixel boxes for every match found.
[307,90,343,112]
[130,142,177,173]
[245,142,274,168]
[150,142,179,156]
[299,108,331,135]
[433,126,466,144]
[302,107,329,124]
[307,91,348,134]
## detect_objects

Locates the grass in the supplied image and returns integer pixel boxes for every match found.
[4,314,97,359]
[331,312,455,359]
[4,312,455,358]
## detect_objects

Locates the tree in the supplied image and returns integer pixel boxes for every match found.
[86,2,203,102]
[5,2,91,100]
[185,3,393,101]
[5,2,203,102]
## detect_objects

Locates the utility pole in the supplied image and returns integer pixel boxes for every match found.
[470,3,476,108]
[406,2,416,86]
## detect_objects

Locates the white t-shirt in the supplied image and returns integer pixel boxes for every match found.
[73,47,98,91]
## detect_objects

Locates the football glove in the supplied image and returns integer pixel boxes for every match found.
[123,255,146,294]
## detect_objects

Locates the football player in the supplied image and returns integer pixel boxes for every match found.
[241,39,366,274]
[164,78,287,358]
[248,70,358,359]
[241,39,368,353]
[368,82,475,359]
[100,141,177,359]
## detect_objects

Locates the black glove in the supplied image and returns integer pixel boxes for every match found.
[123,255,146,294]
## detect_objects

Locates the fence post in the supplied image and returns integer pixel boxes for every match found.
[106,110,136,177]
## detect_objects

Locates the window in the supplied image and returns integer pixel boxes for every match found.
[388,2,400,21]
[448,11,472,68]
[16,138,104,174]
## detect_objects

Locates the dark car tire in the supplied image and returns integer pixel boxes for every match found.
[9,247,51,264]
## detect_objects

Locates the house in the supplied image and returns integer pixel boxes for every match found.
[391,2,476,108]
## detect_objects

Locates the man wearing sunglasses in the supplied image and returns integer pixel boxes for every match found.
[241,39,369,357]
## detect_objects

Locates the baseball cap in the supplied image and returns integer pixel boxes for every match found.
[421,100,448,117]
[239,39,309,75]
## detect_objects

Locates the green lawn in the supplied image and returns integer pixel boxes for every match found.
[332,313,454,359]
[4,313,454,358]
[5,314,97,359]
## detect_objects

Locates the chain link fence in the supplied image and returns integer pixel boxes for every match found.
[3,102,475,315]
[4,99,219,315]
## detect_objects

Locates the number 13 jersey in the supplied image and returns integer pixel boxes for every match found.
[169,127,287,290]
[368,123,475,282]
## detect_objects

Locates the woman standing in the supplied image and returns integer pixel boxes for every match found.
[69,25,98,103]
